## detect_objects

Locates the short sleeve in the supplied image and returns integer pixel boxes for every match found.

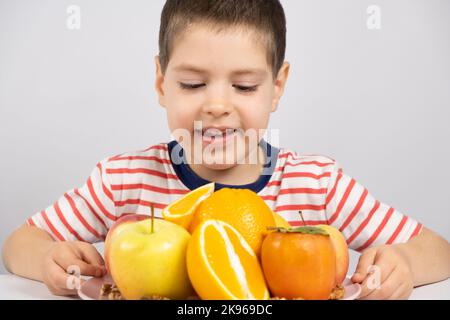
[325,162,423,252]
[26,159,117,243]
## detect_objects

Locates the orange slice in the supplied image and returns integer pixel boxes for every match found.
[186,219,269,300]
[162,182,214,229]
[273,212,291,228]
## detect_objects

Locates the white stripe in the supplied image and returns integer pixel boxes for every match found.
[349,203,391,250]
[60,190,106,242]
[42,205,73,241]
[395,218,421,243]
[28,213,57,240]
[370,208,404,247]
[339,192,377,238]
[329,178,365,229]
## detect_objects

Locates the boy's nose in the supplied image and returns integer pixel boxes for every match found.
[202,101,233,118]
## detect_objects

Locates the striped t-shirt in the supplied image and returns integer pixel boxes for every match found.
[27,140,422,252]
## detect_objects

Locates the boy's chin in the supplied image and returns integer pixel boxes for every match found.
[198,161,238,171]
[190,152,241,170]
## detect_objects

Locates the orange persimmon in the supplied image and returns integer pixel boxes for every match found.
[261,226,336,300]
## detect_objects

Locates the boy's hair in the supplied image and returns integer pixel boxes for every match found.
[158,0,286,79]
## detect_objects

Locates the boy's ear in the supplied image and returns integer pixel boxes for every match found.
[271,61,290,113]
[154,55,166,108]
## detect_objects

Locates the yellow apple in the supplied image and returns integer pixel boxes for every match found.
[105,214,194,299]
[317,224,349,286]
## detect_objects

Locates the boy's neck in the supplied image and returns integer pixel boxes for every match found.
[188,145,266,186]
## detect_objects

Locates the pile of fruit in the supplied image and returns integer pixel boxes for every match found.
[104,183,349,300]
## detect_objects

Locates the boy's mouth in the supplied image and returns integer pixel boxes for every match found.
[201,127,238,137]
[194,127,239,145]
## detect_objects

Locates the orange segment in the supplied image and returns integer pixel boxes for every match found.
[187,219,269,300]
[273,212,291,228]
[162,182,214,229]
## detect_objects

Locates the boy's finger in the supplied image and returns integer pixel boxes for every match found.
[47,263,78,296]
[358,261,396,299]
[351,249,377,283]
[57,257,104,278]
[372,252,396,283]
[72,259,105,277]
[77,242,105,267]
[360,267,398,300]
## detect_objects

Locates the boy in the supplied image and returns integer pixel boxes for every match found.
[2,0,449,299]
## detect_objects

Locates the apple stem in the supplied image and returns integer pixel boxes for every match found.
[298,210,306,226]
[150,204,154,234]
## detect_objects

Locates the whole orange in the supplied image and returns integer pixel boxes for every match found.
[261,226,337,300]
[189,188,276,256]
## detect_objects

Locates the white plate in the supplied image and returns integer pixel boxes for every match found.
[340,276,362,300]
[78,275,361,300]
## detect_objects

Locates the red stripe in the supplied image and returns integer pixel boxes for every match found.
[64,193,104,240]
[289,220,328,226]
[279,152,296,159]
[328,179,356,225]
[326,171,343,205]
[111,183,189,195]
[108,145,168,161]
[266,180,281,187]
[282,172,331,179]
[346,200,380,245]
[53,202,86,242]
[108,144,169,161]
[74,188,107,229]
[41,210,65,241]
[277,160,335,170]
[409,223,423,240]
[356,207,394,252]
[279,151,334,161]
[114,199,167,209]
[106,168,179,180]
[87,177,117,222]
[27,217,36,226]
[386,215,408,244]
[279,187,327,195]
[109,155,171,164]
[106,145,171,162]
[96,163,114,202]
[141,144,168,152]
[108,153,124,161]
[275,204,326,212]
[338,188,368,232]
[260,195,277,201]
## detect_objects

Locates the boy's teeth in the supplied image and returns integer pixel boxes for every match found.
[203,128,237,137]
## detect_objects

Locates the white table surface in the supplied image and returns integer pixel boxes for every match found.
[1,245,448,300]
[0,274,448,300]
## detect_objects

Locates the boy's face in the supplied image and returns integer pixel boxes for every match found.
[155,23,289,171]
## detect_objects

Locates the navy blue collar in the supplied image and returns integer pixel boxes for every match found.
[167,139,279,193]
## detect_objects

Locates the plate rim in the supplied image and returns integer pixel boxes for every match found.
[78,275,362,300]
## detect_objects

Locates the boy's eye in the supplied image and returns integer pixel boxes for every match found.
[233,84,258,92]
[178,82,258,92]
[179,82,205,90]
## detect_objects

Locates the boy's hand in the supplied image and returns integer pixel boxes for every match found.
[41,241,107,296]
[351,244,414,300]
